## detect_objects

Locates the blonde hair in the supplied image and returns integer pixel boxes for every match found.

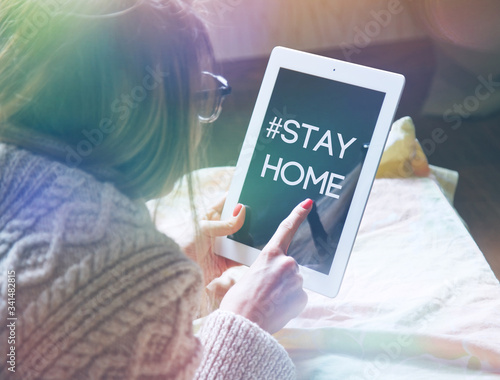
[0,0,214,200]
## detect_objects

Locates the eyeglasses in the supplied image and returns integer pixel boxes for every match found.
[196,71,232,124]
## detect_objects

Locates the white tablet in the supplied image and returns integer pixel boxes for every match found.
[215,47,405,297]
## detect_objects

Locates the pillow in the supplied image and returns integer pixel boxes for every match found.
[376,116,430,178]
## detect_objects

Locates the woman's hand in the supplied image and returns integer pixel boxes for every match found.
[182,196,246,286]
[219,199,312,334]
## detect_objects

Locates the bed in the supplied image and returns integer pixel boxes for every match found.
[147,117,500,379]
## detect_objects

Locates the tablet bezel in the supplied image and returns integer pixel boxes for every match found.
[215,46,405,298]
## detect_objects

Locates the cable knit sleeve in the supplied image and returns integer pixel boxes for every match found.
[195,310,296,379]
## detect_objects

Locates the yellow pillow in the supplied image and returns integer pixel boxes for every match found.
[376,116,430,178]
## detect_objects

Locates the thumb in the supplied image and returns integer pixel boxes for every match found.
[199,204,246,237]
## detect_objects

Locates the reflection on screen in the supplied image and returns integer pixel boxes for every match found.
[229,68,385,274]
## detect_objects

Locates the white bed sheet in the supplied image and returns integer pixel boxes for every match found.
[275,176,500,379]
[148,168,500,379]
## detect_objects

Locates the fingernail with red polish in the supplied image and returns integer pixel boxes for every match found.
[233,203,243,217]
[301,199,313,210]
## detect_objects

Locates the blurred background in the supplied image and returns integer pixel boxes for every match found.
[199,0,500,278]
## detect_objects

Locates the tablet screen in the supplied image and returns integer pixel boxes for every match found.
[229,68,386,275]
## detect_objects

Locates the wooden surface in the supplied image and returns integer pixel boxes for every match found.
[204,38,500,280]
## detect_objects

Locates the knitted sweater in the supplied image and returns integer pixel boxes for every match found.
[0,143,296,380]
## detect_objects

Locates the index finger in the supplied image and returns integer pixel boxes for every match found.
[267,199,313,253]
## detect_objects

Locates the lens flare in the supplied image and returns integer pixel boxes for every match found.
[418,0,500,51]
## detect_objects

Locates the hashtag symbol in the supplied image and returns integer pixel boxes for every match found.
[266,117,283,139]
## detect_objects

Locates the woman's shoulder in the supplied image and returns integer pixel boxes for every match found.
[1,142,200,291]
[0,141,198,269]
[1,143,145,222]
[0,140,202,288]
[2,142,157,231]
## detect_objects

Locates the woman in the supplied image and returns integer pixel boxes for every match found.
[0,1,310,379]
